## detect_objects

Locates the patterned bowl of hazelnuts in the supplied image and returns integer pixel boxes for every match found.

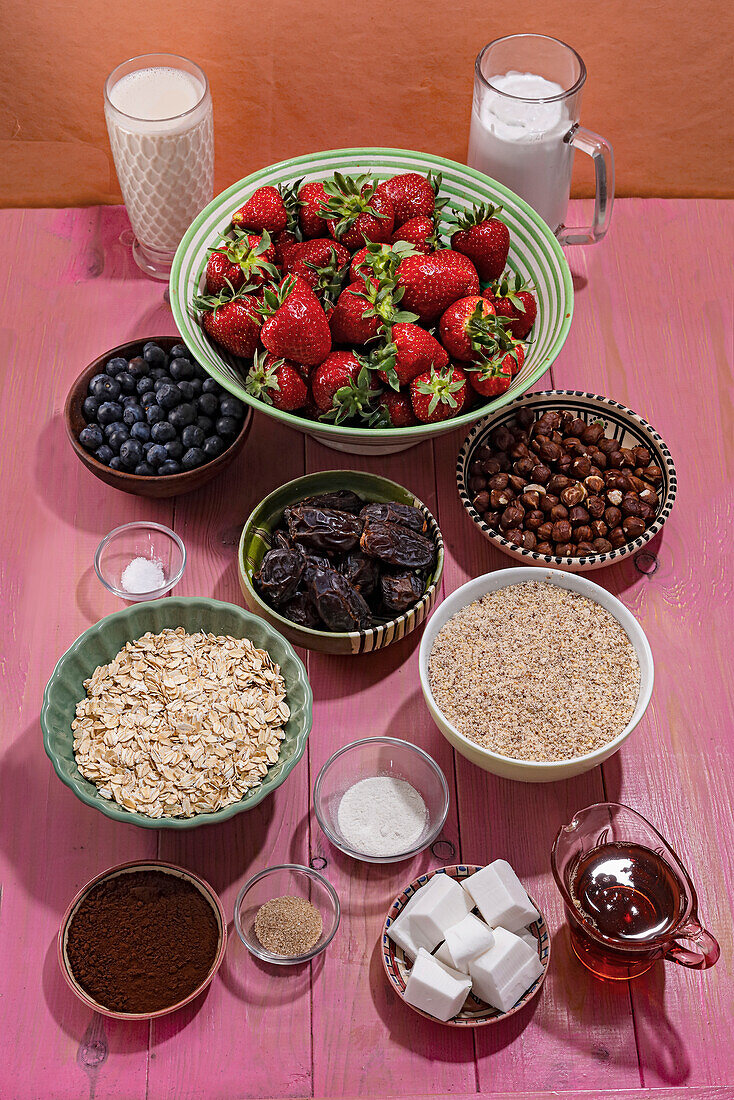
[456,391,677,573]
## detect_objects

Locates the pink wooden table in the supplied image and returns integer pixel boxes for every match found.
[1,200,732,1100]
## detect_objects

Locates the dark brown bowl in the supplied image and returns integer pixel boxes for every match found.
[65,336,253,498]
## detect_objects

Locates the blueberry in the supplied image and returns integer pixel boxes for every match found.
[203,435,226,459]
[158,460,182,476]
[130,422,151,442]
[192,361,207,380]
[170,357,195,381]
[137,376,155,395]
[216,415,240,440]
[134,462,155,476]
[79,424,103,451]
[196,415,214,434]
[103,420,126,438]
[197,392,219,417]
[177,380,195,401]
[153,375,173,391]
[95,444,114,465]
[189,378,203,397]
[157,383,182,410]
[121,395,140,408]
[91,375,121,400]
[151,420,176,443]
[150,366,168,380]
[143,441,154,454]
[108,429,129,454]
[143,342,167,367]
[147,444,168,469]
[128,356,149,378]
[105,356,128,377]
[181,424,205,448]
[98,401,123,425]
[116,371,136,395]
[168,403,196,429]
[123,404,145,426]
[139,390,159,408]
[169,343,190,360]
[109,456,124,470]
[202,377,221,394]
[89,372,109,392]
[165,440,185,460]
[182,446,205,470]
[220,396,244,418]
[82,395,101,420]
[146,405,166,425]
[119,438,144,469]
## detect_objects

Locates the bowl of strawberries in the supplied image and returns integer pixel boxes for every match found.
[170,148,573,455]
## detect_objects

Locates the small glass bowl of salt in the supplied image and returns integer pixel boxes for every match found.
[94,521,186,601]
[313,737,450,864]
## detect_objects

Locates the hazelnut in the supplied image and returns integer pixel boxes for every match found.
[569,505,590,526]
[563,437,586,456]
[483,510,501,528]
[500,504,524,530]
[510,441,531,459]
[582,422,604,445]
[591,519,609,539]
[488,472,510,490]
[626,475,647,494]
[469,459,484,476]
[521,490,541,509]
[586,496,605,520]
[496,452,512,472]
[552,519,572,543]
[531,463,551,484]
[622,516,646,538]
[639,488,659,508]
[593,451,608,470]
[642,465,663,485]
[604,506,622,527]
[490,489,511,509]
[538,440,562,463]
[574,525,594,543]
[530,433,549,455]
[638,501,656,521]
[508,474,527,493]
[599,436,621,455]
[605,471,629,492]
[550,430,564,445]
[609,526,627,548]
[550,504,569,522]
[593,538,613,554]
[504,527,524,545]
[482,458,501,476]
[473,491,490,512]
[555,543,575,557]
[517,407,535,429]
[477,444,493,463]
[561,484,587,508]
[584,475,605,495]
[576,541,595,556]
[568,417,586,438]
[621,494,642,517]
[468,475,487,493]
[557,452,573,473]
[514,456,535,477]
[607,489,623,507]
[619,447,637,468]
[536,541,554,555]
[491,425,514,451]
[524,483,547,497]
[539,493,559,514]
[525,509,545,530]
[570,455,592,480]
[537,522,554,541]
[633,445,651,466]
[519,530,537,550]
[608,450,625,469]
[548,473,572,494]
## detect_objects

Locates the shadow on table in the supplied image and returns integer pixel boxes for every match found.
[127,299,177,343]
[218,920,317,1007]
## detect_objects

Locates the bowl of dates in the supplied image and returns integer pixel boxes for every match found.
[238,471,444,654]
[457,391,677,572]
[65,337,253,498]
[169,147,573,456]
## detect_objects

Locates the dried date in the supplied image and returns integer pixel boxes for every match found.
[308,569,372,631]
[359,501,427,534]
[286,506,363,553]
[380,571,425,614]
[254,548,305,607]
[360,521,436,570]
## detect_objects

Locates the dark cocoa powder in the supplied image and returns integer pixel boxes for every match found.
[65,869,220,1013]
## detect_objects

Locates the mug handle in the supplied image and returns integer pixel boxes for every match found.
[556,125,615,246]
[664,919,720,970]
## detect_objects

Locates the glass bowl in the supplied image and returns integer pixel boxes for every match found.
[94,521,186,600]
[313,737,450,864]
[234,864,340,966]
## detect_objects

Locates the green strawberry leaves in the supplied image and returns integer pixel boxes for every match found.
[320,364,380,425]
[244,350,282,405]
[193,278,258,314]
[321,172,389,238]
[447,201,504,233]
[415,368,463,416]
[491,269,535,312]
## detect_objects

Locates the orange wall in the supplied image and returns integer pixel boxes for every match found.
[0,0,731,207]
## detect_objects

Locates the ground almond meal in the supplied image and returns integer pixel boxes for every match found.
[72,628,290,818]
[428,581,640,762]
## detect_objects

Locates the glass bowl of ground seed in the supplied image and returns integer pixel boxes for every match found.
[234,864,341,965]
[58,860,227,1019]
[418,568,654,783]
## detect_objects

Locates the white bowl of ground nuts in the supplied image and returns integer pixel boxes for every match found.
[418,569,654,782]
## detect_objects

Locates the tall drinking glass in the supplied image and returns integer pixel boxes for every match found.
[104,53,214,280]
[468,35,614,245]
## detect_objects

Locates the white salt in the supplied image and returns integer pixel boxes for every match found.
[120,555,166,594]
[337,776,427,857]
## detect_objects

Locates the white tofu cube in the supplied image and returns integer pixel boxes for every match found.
[433,940,458,969]
[403,948,472,1022]
[443,913,496,973]
[409,874,472,951]
[462,860,540,932]
[469,927,543,1013]
[517,926,537,949]
[387,887,431,961]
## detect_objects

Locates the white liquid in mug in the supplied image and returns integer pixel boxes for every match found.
[469,71,573,232]
[105,65,214,256]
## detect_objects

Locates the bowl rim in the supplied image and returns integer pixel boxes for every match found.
[381,863,550,1026]
[417,566,654,773]
[456,389,678,569]
[238,470,445,643]
[64,334,252,485]
[58,858,227,1020]
[41,596,313,828]
[94,520,187,599]
[312,736,450,863]
[169,146,574,440]
[233,862,341,965]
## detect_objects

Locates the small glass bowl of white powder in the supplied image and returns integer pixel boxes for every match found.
[94,521,186,601]
[313,738,450,864]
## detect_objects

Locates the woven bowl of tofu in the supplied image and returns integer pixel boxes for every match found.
[381,862,550,1026]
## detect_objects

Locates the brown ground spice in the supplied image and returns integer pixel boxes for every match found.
[65,870,220,1013]
[254,895,323,957]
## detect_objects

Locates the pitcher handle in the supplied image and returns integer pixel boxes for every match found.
[556,125,615,246]
[665,919,720,970]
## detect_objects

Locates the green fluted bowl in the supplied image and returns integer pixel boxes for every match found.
[41,597,313,829]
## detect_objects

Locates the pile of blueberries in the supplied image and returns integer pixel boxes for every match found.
[78,341,246,476]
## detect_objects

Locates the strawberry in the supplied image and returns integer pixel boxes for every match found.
[450,203,510,282]
[194,285,262,359]
[508,342,525,376]
[273,229,300,266]
[259,277,332,366]
[319,362,382,424]
[396,250,480,323]
[245,350,309,411]
[349,246,372,283]
[298,181,330,238]
[371,323,448,389]
[231,186,288,235]
[391,215,435,254]
[329,282,380,345]
[378,172,437,228]
[439,295,508,362]
[205,230,278,294]
[282,238,350,308]
[376,390,418,427]
[409,365,469,423]
[322,173,395,249]
[465,353,514,398]
[483,272,537,339]
[311,351,363,411]
[349,240,417,284]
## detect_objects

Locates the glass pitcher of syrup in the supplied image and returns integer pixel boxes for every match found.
[551,803,720,980]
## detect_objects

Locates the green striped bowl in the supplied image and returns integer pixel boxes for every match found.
[41,598,312,829]
[170,148,573,455]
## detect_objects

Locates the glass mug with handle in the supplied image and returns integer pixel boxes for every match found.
[468,34,614,245]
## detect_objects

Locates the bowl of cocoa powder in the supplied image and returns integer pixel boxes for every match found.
[58,860,227,1019]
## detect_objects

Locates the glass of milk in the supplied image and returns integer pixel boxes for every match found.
[104,54,214,279]
[468,35,614,245]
